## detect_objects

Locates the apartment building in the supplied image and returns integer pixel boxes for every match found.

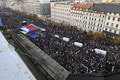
[51,2,120,35]
[24,0,50,17]
[0,0,51,18]
[51,1,73,24]
[93,3,120,35]
[51,2,106,32]
[104,13,120,34]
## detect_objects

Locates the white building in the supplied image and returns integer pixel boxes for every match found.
[70,3,106,32]
[104,13,120,34]
[51,2,106,32]
[93,3,120,35]
[51,2,120,35]
[0,0,51,18]
[24,1,36,14]
[51,1,73,24]
[23,0,50,17]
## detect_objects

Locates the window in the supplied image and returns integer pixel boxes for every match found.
[113,17,115,21]
[106,22,109,25]
[99,19,100,21]
[98,24,99,26]
[108,16,110,20]
[95,18,96,21]
[91,22,93,25]
[97,28,98,31]
[118,18,120,21]
[116,24,118,27]
[105,28,107,31]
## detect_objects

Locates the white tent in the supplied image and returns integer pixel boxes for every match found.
[54,34,59,38]
[73,42,83,47]
[20,27,29,32]
[94,48,107,56]
[62,37,70,42]
[40,28,46,31]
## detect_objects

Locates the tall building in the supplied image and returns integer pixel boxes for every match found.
[51,2,120,35]
[93,3,120,35]
[51,1,73,24]
[70,3,106,32]
[24,0,50,17]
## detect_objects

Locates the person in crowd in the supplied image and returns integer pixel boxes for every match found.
[0,8,120,75]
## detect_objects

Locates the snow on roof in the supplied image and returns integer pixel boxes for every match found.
[0,32,36,80]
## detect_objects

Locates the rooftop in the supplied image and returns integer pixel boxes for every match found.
[0,31,36,80]
[93,3,120,14]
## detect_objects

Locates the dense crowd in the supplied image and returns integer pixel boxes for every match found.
[29,25,120,74]
[0,8,120,74]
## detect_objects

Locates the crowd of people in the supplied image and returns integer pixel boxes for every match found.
[0,8,120,75]
[29,24,120,74]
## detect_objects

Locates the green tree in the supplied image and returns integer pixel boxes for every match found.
[87,31,93,36]
[114,37,120,44]
[93,32,106,40]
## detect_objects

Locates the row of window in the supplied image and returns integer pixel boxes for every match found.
[53,11,70,16]
[106,22,119,28]
[108,16,120,21]
[54,8,70,12]
[56,5,71,8]
[86,13,105,18]
[83,24,101,32]
[105,28,120,34]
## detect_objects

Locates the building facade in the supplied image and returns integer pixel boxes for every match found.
[24,0,50,16]
[51,2,106,32]
[104,13,120,34]
[0,0,51,17]
[51,1,73,24]
[93,3,120,35]
[51,2,120,35]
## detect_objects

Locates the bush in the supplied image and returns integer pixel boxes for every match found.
[87,31,93,36]
[93,32,106,40]
[114,37,120,44]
